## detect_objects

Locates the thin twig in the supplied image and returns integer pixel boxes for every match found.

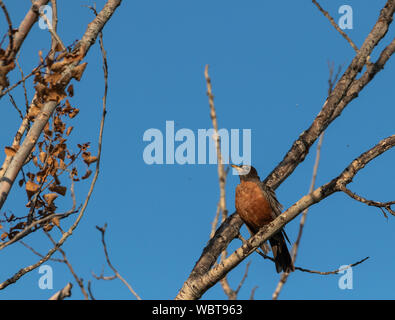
[0,1,119,290]
[8,93,24,120]
[209,202,221,239]
[295,256,369,275]
[38,3,66,52]
[177,1,395,301]
[205,65,240,298]
[340,186,395,217]
[249,286,258,300]
[92,271,117,281]
[15,57,30,115]
[49,0,59,60]
[205,65,228,224]
[95,224,142,300]
[0,63,43,99]
[87,280,95,300]
[20,240,64,263]
[176,131,395,300]
[0,0,14,57]
[312,0,359,52]
[234,261,251,295]
[45,232,89,300]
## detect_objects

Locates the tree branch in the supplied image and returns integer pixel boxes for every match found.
[176,135,395,299]
[177,2,395,299]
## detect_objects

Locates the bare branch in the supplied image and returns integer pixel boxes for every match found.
[45,232,89,300]
[176,134,395,299]
[265,0,395,190]
[249,286,258,300]
[20,240,64,263]
[4,0,50,62]
[38,3,66,52]
[0,0,15,55]
[340,186,395,217]
[49,282,72,300]
[87,280,95,300]
[95,224,142,300]
[0,0,50,92]
[0,172,77,251]
[179,2,395,300]
[295,257,370,275]
[0,1,121,290]
[0,0,122,211]
[205,65,228,222]
[204,65,239,297]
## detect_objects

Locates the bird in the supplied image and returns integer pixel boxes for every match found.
[231,164,294,273]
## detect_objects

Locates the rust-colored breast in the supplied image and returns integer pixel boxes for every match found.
[235,181,275,231]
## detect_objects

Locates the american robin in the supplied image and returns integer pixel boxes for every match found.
[231,164,294,273]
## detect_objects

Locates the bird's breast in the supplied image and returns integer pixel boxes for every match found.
[235,181,274,230]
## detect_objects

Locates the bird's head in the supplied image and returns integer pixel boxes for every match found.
[231,164,260,182]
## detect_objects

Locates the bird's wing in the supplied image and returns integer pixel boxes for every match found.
[259,183,283,218]
[260,182,291,244]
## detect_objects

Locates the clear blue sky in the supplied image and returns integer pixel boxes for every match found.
[1,0,395,300]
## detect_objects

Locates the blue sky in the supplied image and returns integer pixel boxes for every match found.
[0,0,395,300]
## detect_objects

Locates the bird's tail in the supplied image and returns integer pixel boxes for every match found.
[269,231,295,273]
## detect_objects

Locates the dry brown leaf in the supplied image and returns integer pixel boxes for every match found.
[38,50,44,64]
[81,169,92,180]
[69,108,79,119]
[54,116,65,133]
[52,217,60,227]
[44,122,52,136]
[43,224,54,232]
[59,159,66,170]
[26,180,40,199]
[4,146,16,157]
[82,152,98,166]
[66,126,73,136]
[35,82,48,97]
[0,61,15,87]
[57,149,66,161]
[43,193,58,206]
[49,184,67,196]
[45,73,62,85]
[36,169,48,183]
[50,59,68,72]
[54,42,63,52]
[39,152,46,164]
[32,156,39,167]
[26,172,35,181]
[28,105,41,120]
[71,167,78,177]
[47,88,66,102]
[57,51,68,61]
[72,62,87,81]
[67,84,74,97]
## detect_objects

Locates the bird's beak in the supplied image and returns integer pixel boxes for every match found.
[231,164,251,176]
[231,164,244,175]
